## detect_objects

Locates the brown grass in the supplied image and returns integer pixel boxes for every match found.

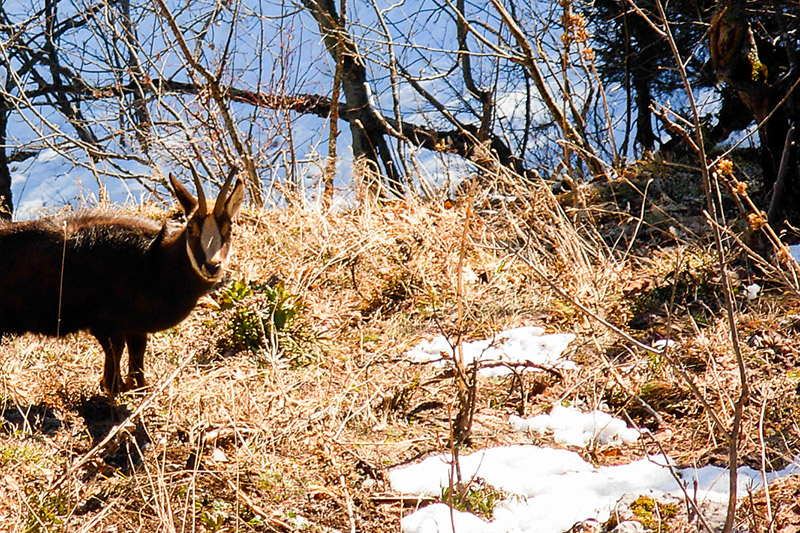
[3,161,800,532]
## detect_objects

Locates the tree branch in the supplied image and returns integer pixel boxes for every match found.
[24,77,529,177]
[152,0,261,203]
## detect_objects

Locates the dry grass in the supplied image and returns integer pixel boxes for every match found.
[3,160,800,532]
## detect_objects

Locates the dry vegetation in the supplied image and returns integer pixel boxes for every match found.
[3,159,800,532]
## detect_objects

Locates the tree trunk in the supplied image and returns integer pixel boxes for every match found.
[0,95,10,220]
[120,0,152,151]
[629,10,661,153]
[301,0,402,196]
[633,74,656,151]
[710,1,800,227]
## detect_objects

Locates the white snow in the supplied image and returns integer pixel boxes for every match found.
[510,405,640,447]
[400,504,493,533]
[406,326,576,377]
[391,382,798,533]
[651,339,675,351]
[744,283,761,300]
[391,445,800,533]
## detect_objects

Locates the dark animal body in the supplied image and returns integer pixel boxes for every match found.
[0,172,245,398]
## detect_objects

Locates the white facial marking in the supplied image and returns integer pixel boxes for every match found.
[186,216,229,281]
[201,217,223,259]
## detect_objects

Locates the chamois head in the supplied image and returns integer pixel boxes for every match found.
[169,168,246,282]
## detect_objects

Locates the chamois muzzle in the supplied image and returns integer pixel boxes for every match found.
[203,260,222,279]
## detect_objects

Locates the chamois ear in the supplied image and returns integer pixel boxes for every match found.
[151,220,170,249]
[224,179,246,218]
[169,173,198,217]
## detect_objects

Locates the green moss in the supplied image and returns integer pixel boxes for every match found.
[0,442,46,468]
[629,495,678,531]
[751,60,768,82]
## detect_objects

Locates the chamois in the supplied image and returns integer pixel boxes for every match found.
[0,170,246,399]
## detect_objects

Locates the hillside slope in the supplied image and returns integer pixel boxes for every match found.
[3,163,800,532]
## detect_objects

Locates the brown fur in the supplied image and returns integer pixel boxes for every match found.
[0,173,245,398]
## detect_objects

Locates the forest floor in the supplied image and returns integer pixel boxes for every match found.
[3,156,800,532]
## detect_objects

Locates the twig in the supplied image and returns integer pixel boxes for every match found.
[767,124,795,226]
[652,2,749,530]
[757,390,775,532]
[224,478,293,531]
[370,494,436,506]
[152,0,261,204]
[340,474,357,533]
[453,201,476,448]
[645,432,715,532]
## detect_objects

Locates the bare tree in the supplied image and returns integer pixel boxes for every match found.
[302,0,403,196]
[0,0,274,217]
[1,0,625,218]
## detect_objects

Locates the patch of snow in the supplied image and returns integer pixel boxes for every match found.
[401,504,492,533]
[391,446,800,533]
[651,339,675,351]
[510,405,640,447]
[406,326,576,377]
[613,521,646,533]
[744,283,761,301]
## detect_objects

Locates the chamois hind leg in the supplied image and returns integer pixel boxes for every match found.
[125,333,148,391]
[96,333,126,399]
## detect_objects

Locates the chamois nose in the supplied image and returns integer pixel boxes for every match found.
[205,261,222,277]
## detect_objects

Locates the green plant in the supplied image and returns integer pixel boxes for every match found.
[25,490,68,533]
[441,478,514,520]
[219,280,306,358]
[262,283,300,332]
[227,307,264,353]
[219,279,252,311]
[194,499,232,532]
[646,351,664,374]
[199,509,227,532]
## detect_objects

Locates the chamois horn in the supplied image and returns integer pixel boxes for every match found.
[215,166,239,218]
[188,163,208,214]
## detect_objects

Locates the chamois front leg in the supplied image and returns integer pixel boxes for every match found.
[95,333,126,399]
[125,333,148,392]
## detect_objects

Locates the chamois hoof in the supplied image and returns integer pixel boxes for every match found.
[100,376,123,400]
[123,375,148,394]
